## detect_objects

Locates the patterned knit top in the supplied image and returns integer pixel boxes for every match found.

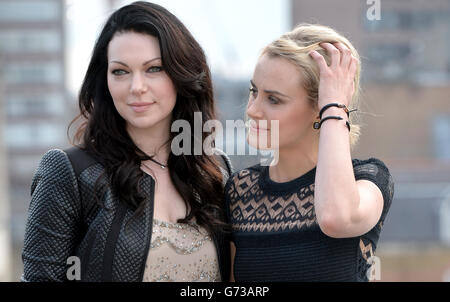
[225,158,394,282]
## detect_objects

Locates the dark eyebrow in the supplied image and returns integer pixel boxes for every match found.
[250,79,291,99]
[110,57,162,67]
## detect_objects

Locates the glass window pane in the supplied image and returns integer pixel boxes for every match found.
[432,116,450,160]
[0,30,60,53]
[0,0,59,22]
[4,62,62,84]
[6,93,65,116]
[4,124,65,148]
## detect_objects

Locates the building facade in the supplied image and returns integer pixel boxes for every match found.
[291,0,450,281]
[0,0,71,279]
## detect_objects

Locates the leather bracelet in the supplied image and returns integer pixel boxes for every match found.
[319,116,351,131]
[319,103,351,120]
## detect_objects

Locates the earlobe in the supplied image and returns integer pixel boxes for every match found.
[312,104,321,130]
[313,116,321,130]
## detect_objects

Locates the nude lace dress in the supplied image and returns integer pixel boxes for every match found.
[142,219,221,282]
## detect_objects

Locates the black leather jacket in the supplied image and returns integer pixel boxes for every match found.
[22,147,232,282]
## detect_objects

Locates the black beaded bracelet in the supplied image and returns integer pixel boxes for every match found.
[319,116,351,131]
[319,103,353,120]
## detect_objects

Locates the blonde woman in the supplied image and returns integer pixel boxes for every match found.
[225,24,394,281]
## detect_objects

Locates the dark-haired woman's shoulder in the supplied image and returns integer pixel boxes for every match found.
[32,147,96,186]
[23,148,82,281]
[352,157,395,221]
[212,148,234,180]
[32,149,77,187]
[29,148,81,218]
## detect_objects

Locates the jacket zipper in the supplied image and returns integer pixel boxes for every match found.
[80,229,97,281]
[101,201,128,281]
[138,177,155,281]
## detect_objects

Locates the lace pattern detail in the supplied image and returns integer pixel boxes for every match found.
[143,219,221,282]
[226,158,393,282]
[227,169,317,232]
[357,238,376,281]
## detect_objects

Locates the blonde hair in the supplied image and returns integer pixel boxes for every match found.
[262,23,362,147]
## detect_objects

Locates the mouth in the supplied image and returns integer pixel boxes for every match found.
[246,120,269,133]
[129,102,155,113]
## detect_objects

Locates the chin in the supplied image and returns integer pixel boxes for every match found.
[126,117,165,131]
[246,133,274,150]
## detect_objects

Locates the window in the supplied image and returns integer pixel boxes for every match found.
[6,93,65,116]
[432,116,450,160]
[4,62,62,84]
[4,123,65,148]
[367,44,411,64]
[0,0,59,22]
[440,194,450,246]
[8,155,44,178]
[365,11,401,32]
[0,30,61,53]
[365,11,436,32]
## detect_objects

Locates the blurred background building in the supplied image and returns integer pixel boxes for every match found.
[0,38,12,281]
[0,0,73,280]
[291,0,450,281]
[0,0,449,281]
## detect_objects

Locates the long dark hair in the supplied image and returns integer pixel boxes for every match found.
[69,1,227,234]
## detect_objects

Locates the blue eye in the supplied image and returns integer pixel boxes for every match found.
[268,96,279,104]
[112,69,127,76]
[147,66,163,73]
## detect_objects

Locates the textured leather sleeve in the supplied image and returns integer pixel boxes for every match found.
[213,148,234,182]
[22,149,83,281]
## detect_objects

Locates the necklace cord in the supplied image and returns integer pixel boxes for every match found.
[143,157,167,169]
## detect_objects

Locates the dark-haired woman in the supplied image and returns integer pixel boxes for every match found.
[22,1,232,282]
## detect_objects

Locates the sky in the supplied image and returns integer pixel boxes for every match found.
[65,0,290,94]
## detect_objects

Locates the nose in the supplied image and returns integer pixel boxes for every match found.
[130,73,148,95]
[246,95,264,120]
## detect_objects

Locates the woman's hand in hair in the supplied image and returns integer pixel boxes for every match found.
[309,42,358,110]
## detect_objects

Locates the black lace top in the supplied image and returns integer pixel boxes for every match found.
[225,158,394,282]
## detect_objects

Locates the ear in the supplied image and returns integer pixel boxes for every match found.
[311,100,320,115]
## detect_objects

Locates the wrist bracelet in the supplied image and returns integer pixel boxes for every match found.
[318,116,351,132]
[319,103,356,120]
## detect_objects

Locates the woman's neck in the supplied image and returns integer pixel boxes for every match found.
[269,139,318,183]
[127,123,171,162]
